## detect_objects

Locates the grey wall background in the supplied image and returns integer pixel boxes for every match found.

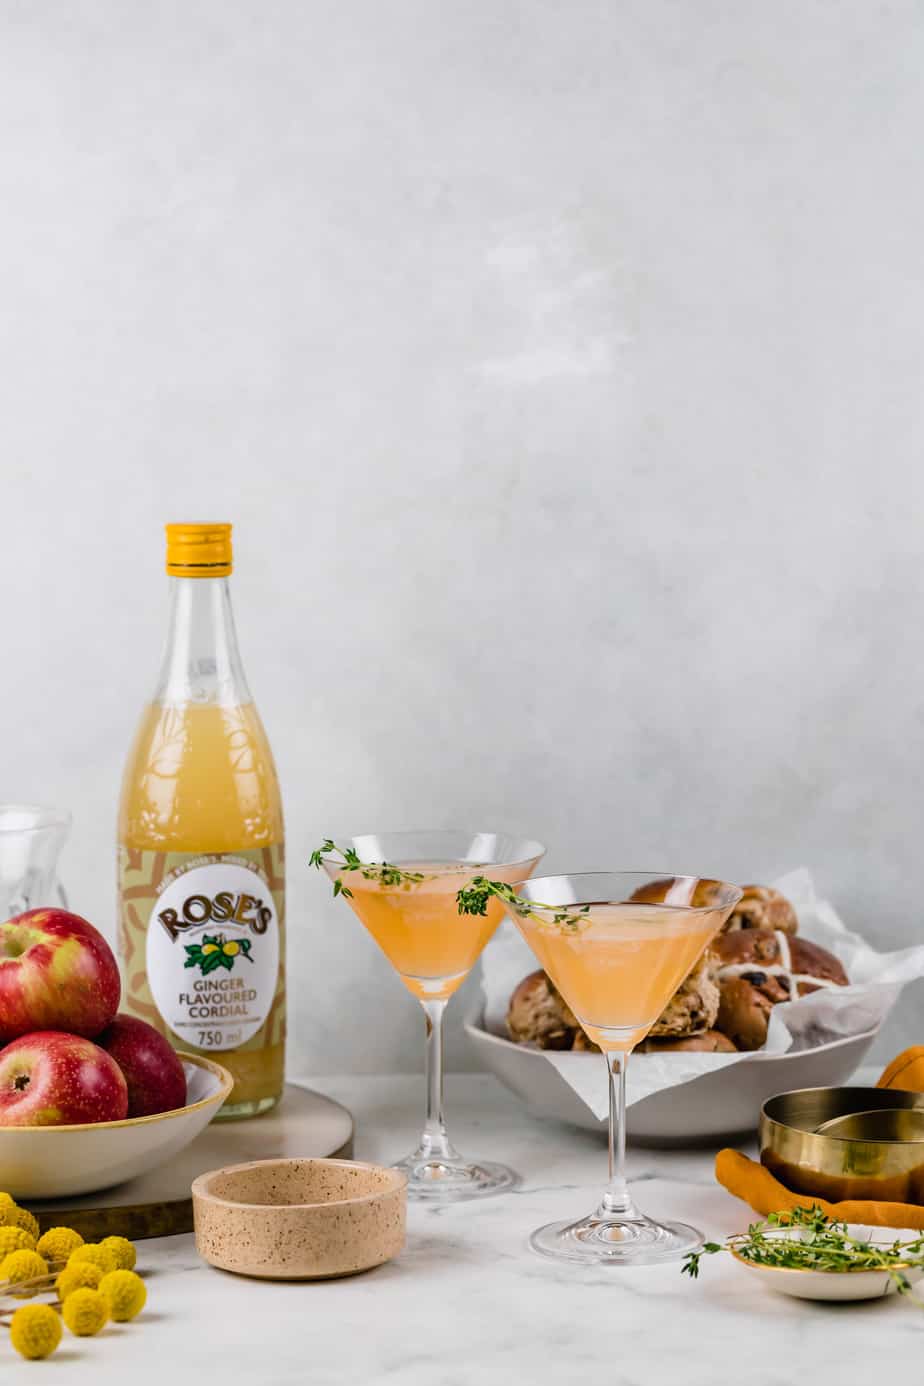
[2,0,922,1074]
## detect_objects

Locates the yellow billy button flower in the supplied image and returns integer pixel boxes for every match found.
[99,1269,146,1321]
[56,1261,104,1300]
[0,1192,15,1211]
[0,1226,36,1257]
[9,1303,62,1360]
[37,1226,85,1263]
[0,1249,49,1289]
[68,1242,118,1274]
[100,1235,136,1271]
[61,1286,108,1337]
[10,1206,40,1241]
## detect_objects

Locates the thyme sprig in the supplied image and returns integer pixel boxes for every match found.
[456,877,591,932]
[683,1205,924,1301]
[309,839,427,899]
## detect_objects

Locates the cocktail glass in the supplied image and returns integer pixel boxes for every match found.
[316,831,544,1201]
[468,871,741,1264]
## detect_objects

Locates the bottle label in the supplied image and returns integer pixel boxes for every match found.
[119,845,285,1055]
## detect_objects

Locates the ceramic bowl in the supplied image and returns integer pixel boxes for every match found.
[760,1086,924,1202]
[0,1054,232,1199]
[192,1157,407,1280]
[730,1224,924,1302]
[465,1006,879,1144]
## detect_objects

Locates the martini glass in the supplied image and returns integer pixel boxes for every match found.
[317,831,544,1201]
[487,871,741,1265]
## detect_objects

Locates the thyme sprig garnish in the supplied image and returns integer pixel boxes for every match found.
[456,877,591,932]
[309,839,427,899]
[682,1205,924,1301]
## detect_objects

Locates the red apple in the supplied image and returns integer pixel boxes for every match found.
[97,1015,187,1117]
[0,909,121,1043]
[0,1031,128,1126]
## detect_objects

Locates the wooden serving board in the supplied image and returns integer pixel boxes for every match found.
[26,1084,354,1241]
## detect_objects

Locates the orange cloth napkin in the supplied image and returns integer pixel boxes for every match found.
[715,1046,924,1230]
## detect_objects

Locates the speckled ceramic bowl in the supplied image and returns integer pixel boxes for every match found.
[192,1157,407,1280]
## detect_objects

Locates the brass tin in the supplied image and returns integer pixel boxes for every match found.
[760,1087,924,1204]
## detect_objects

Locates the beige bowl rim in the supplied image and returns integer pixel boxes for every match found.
[192,1156,408,1211]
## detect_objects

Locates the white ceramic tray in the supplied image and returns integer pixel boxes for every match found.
[465,1009,879,1146]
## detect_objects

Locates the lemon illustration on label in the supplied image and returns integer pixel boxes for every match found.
[184,933,253,975]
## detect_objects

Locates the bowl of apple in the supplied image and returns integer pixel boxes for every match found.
[0,908,232,1198]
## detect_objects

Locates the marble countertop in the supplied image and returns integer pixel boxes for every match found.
[22,1070,911,1384]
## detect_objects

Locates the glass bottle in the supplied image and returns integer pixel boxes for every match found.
[117,524,285,1118]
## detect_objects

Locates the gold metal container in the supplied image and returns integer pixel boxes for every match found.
[760,1087,924,1204]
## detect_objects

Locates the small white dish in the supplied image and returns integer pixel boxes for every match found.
[731,1224,924,1302]
[0,1053,232,1198]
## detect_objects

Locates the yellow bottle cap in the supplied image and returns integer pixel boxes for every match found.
[165,524,233,578]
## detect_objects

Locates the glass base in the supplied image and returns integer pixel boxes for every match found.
[214,1092,280,1122]
[393,1151,519,1203]
[529,1211,703,1267]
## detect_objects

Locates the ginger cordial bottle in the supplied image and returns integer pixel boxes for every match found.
[118,524,285,1118]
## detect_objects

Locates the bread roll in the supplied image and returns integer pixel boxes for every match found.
[712,928,847,986]
[568,953,720,1048]
[508,950,721,1052]
[648,952,720,1038]
[724,885,798,936]
[712,928,848,1050]
[507,970,577,1049]
[576,1024,736,1054]
[638,1029,737,1054]
[628,878,728,909]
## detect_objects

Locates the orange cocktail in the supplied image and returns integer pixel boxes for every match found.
[458,870,742,1265]
[517,904,721,1052]
[312,831,543,1202]
[336,861,529,1003]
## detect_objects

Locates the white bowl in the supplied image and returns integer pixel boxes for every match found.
[731,1224,924,1301]
[465,1009,879,1145]
[0,1054,232,1198]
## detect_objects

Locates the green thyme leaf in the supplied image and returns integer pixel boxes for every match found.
[455,875,510,916]
[456,877,591,932]
[308,839,337,870]
[681,1242,722,1279]
[310,840,427,899]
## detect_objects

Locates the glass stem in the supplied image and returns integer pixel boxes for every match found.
[600,1049,634,1216]
[418,999,456,1163]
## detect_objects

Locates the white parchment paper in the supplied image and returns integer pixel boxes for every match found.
[479,869,924,1120]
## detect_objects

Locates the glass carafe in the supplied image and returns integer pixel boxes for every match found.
[0,804,70,921]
